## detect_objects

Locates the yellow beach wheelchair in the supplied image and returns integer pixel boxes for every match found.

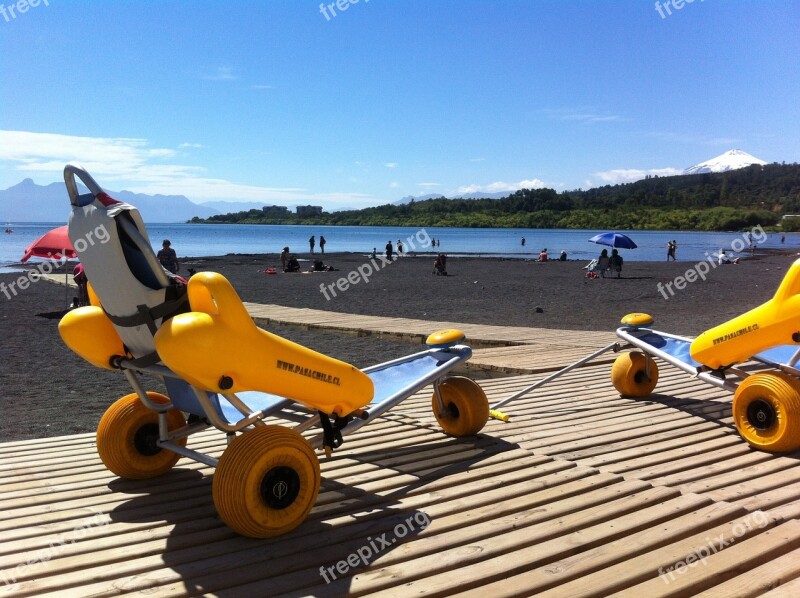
[487,258,800,454]
[57,164,489,537]
[612,259,800,453]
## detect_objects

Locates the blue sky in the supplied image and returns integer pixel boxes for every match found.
[1,0,798,209]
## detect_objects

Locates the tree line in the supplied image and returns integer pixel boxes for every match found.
[191,163,800,231]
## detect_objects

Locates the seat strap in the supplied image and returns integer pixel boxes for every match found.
[104,293,188,332]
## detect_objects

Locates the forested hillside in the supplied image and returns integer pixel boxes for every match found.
[192,163,800,231]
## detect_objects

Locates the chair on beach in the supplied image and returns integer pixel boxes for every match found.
[609,265,800,453]
[489,258,800,454]
[58,164,490,538]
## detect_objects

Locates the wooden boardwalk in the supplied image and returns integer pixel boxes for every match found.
[3,363,800,596]
[4,302,800,595]
[243,302,618,375]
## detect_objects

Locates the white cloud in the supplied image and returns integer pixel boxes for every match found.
[389,181,400,188]
[417,182,441,188]
[591,167,683,185]
[251,84,274,90]
[202,66,236,81]
[384,162,399,169]
[0,130,381,208]
[543,107,623,123]
[179,143,204,149]
[455,178,547,194]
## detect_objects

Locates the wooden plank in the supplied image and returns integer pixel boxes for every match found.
[453,500,749,598]
[338,491,705,597]
[759,575,800,598]
[691,544,800,598]
[10,464,618,596]
[609,518,800,597]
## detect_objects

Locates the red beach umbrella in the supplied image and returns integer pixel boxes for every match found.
[21,225,77,263]
[21,225,78,308]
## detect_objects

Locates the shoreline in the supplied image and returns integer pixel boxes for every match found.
[182,245,795,264]
[1,247,788,274]
[5,223,795,267]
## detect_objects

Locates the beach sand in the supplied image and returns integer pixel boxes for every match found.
[1,249,796,441]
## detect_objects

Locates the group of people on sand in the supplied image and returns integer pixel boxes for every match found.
[536,248,568,262]
[280,246,331,272]
[279,246,301,272]
[585,248,623,278]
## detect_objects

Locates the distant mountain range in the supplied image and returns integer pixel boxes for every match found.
[0,178,220,223]
[684,149,767,175]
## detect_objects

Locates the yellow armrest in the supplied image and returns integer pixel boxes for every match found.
[154,272,374,416]
[691,258,800,368]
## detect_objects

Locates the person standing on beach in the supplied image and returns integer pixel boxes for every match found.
[521,237,526,247]
[320,236,326,255]
[309,235,315,254]
[667,240,676,261]
[157,239,179,274]
[73,263,89,306]
[397,239,404,255]
[386,241,394,261]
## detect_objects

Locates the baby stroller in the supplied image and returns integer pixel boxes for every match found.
[58,164,489,538]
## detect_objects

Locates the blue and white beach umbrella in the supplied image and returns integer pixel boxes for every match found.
[588,232,638,250]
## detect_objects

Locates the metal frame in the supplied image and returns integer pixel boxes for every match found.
[114,344,473,468]
[615,327,740,393]
[489,322,800,417]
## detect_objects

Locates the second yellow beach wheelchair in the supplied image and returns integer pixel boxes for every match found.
[488,256,800,454]
[611,258,800,453]
[57,164,489,538]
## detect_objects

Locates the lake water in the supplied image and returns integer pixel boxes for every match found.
[1,222,790,271]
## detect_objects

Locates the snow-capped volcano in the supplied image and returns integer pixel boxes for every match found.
[684,149,767,175]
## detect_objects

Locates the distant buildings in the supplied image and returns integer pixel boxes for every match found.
[296,205,323,216]
[262,205,290,216]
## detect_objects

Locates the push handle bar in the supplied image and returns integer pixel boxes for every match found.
[64,163,105,206]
